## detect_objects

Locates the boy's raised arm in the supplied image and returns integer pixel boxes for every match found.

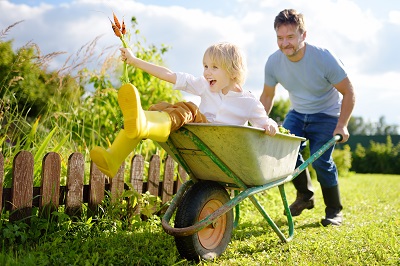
[120,47,177,84]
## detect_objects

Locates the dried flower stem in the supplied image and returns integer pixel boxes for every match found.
[110,13,129,84]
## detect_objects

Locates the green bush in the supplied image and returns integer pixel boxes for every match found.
[351,136,400,174]
[332,144,352,177]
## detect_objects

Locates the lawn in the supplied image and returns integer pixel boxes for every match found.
[1,173,399,265]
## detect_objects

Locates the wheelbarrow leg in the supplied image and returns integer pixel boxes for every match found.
[247,184,294,243]
[279,184,294,241]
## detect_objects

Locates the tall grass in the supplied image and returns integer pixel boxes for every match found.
[1,22,98,186]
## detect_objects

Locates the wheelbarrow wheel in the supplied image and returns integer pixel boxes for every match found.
[174,180,233,261]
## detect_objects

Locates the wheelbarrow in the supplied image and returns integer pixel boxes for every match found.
[158,124,341,261]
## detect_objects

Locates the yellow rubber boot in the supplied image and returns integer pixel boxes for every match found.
[90,129,140,178]
[118,83,147,139]
[143,111,171,142]
[118,83,172,141]
[91,83,172,177]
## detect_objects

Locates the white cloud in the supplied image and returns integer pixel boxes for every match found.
[306,0,381,42]
[389,10,400,24]
[0,1,53,20]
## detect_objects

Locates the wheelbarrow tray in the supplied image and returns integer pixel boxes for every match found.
[158,124,305,186]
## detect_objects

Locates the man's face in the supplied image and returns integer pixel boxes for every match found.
[276,24,306,61]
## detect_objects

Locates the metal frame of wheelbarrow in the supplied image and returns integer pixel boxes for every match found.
[161,128,342,242]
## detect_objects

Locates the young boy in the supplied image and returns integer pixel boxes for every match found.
[90,42,278,177]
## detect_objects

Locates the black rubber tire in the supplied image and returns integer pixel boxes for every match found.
[174,181,233,261]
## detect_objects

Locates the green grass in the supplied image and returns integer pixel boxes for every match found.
[1,173,399,265]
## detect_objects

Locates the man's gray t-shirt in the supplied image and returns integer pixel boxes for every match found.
[264,43,347,117]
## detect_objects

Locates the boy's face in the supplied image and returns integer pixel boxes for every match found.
[203,54,235,94]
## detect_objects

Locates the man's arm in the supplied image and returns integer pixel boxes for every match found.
[333,77,356,143]
[260,84,277,115]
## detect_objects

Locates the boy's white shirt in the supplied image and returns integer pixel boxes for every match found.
[174,72,271,129]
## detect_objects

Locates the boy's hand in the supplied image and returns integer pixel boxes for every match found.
[120,48,135,65]
[263,118,278,136]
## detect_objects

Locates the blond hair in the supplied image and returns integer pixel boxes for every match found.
[204,42,247,86]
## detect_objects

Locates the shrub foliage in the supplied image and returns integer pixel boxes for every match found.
[351,136,400,174]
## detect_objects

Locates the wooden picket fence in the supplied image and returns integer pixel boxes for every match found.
[0,151,188,222]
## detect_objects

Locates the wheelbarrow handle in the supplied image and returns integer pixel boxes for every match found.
[335,134,343,142]
[285,134,343,183]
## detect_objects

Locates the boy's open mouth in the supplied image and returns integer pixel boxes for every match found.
[209,80,216,86]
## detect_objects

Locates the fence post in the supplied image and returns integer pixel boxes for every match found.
[65,152,84,217]
[110,163,125,203]
[88,162,106,215]
[10,151,34,222]
[148,155,160,196]
[40,152,61,218]
[148,155,161,213]
[162,156,175,205]
[130,155,144,214]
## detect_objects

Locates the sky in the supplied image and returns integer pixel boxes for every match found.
[1,0,400,126]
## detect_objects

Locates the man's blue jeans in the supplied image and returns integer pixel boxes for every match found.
[283,110,339,188]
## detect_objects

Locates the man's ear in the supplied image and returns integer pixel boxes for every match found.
[302,31,307,41]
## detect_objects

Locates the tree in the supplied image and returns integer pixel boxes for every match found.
[375,116,398,135]
[348,116,398,135]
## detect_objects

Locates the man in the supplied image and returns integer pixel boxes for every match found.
[260,9,355,226]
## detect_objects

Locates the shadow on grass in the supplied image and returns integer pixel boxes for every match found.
[296,221,321,229]
[232,216,322,241]
[226,217,323,258]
